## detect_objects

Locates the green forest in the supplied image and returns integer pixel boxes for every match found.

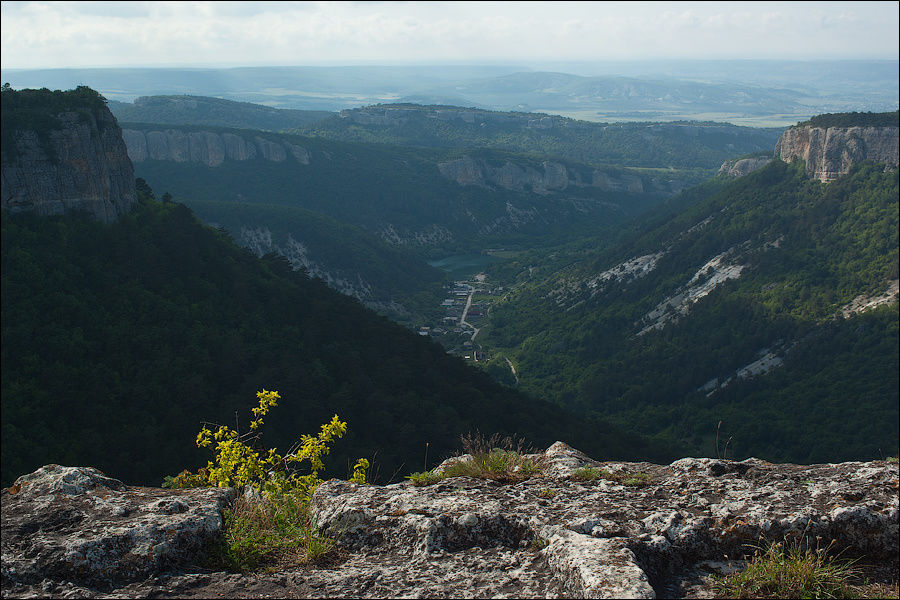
[179,196,449,325]
[108,95,332,131]
[301,104,782,170]
[798,110,899,128]
[1,192,675,488]
[126,123,668,258]
[476,160,899,463]
[2,88,897,492]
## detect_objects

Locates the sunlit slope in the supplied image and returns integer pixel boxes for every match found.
[478,160,898,463]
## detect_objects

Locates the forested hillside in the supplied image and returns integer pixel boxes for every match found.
[302,104,782,170]
[476,160,899,463]
[108,95,332,131]
[124,123,671,257]
[170,194,448,324]
[0,193,675,488]
[799,110,899,128]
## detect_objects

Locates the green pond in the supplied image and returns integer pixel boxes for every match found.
[427,254,501,279]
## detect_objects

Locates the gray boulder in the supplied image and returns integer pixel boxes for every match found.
[1,465,234,592]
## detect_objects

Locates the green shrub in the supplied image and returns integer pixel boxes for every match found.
[167,390,349,499]
[165,389,364,571]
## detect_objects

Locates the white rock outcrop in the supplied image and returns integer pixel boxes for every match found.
[775,125,899,182]
[3,445,897,598]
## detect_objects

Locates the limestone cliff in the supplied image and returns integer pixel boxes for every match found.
[1,90,137,223]
[775,123,899,182]
[121,127,310,167]
[437,155,684,196]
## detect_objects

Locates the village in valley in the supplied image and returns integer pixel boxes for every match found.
[417,272,502,362]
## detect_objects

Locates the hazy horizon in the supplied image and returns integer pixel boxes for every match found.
[2,1,898,70]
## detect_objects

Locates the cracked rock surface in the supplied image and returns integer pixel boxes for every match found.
[1,465,234,595]
[2,444,897,598]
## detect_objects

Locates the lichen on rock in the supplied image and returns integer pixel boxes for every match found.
[1,465,234,593]
[2,444,897,598]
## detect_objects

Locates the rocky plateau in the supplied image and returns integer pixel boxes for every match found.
[2,443,897,599]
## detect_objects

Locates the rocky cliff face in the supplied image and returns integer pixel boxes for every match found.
[717,156,773,178]
[121,128,310,167]
[1,108,137,223]
[775,125,899,182]
[438,155,685,196]
[3,444,897,598]
[238,225,396,311]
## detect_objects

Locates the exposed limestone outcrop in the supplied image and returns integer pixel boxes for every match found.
[238,225,381,306]
[121,128,310,167]
[3,445,896,598]
[775,124,899,182]
[437,155,682,195]
[310,442,898,598]
[1,108,137,223]
[717,156,773,178]
[1,465,234,594]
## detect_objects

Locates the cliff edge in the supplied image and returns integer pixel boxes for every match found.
[1,87,137,223]
[3,443,897,598]
[774,112,899,182]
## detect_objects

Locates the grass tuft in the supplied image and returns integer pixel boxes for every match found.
[405,469,443,487]
[571,465,651,487]
[441,432,544,483]
[536,487,558,499]
[714,538,863,599]
[209,491,334,572]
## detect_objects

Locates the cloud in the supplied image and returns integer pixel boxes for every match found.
[1,1,897,69]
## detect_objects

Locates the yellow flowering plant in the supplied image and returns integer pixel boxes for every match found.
[167,390,355,500]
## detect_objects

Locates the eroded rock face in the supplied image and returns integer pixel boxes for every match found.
[309,442,898,598]
[2,447,896,599]
[775,125,899,182]
[1,109,137,223]
[1,465,234,592]
[717,156,773,177]
[121,128,309,167]
[437,156,682,196]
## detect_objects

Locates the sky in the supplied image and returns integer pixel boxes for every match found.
[1,1,898,70]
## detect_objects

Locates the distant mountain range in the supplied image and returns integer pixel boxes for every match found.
[5,61,897,125]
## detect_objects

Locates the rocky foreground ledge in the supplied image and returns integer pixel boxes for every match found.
[2,443,898,598]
